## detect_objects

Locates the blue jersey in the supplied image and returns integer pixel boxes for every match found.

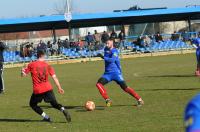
[104,47,121,74]
[194,38,200,62]
[185,93,200,132]
[195,38,200,45]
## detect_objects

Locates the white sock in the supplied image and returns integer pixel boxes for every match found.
[138,98,142,101]
[60,107,65,112]
[41,112,49,119]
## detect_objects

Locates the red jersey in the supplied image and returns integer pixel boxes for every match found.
[23,60,55,94]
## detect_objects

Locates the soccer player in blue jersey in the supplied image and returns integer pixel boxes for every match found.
[185,93,200,132]
[96,38,144,107]
[192,35,200,76]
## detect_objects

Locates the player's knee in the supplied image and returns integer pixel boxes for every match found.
[50,101,61,110]
[96,82,103,88]
[29,102,36,108]
[97,79,103,85]
[51,102,57,108]
[118,81,128,90]
[97,78,108,86]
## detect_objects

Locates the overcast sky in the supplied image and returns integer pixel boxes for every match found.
[0,0,200,18]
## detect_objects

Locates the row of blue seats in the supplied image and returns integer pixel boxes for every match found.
[62,48,104,58]
[3,51,36,62]
[2,40,194,62]
[126,40,193,53]
[4,55,37,62]
[150,40,193,51]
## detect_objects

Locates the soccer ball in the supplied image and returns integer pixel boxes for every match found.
[85,101,95,111]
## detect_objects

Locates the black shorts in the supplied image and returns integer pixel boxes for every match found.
[30,90,56,104]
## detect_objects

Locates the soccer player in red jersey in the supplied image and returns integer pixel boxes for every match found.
[21,50,71,123]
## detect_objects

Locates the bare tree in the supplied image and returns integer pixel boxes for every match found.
[54,0,67,14]
[54,0,74,14]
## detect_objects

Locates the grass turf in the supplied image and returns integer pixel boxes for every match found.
[0,53,198,132]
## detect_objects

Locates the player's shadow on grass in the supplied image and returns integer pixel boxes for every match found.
[67,106,105,112]
[0,118,42,123]
[22,105,138,112]
[0,118,66,123]
[74,105,136,112]
[22,105,105,112]
[147,74,195,78]
[138,87,200,91]
[22,105,82,109]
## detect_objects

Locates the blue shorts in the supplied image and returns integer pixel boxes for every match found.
[101,73,124,83]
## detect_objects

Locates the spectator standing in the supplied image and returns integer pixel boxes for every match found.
[182,30,190,42]
[110,30,118,41]
[0,42,6,93]
[118,30,126,49]
[144,35,151,47]
[85,32,95,51]
[171,31,180,41]
[101,31,110,44]
[52,43,58,56]
[136,36,142,47]
[37,40,47,53]
[63,39,70,49]
[47,41,52,56]
[85,32,95,46]
[57,39,63,55]
[154,32,163,42]
[94,30,101,45]
[118,30,126,42]
[26,43,33,58]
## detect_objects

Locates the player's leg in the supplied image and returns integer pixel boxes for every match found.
[195,50,200,76]
[117,81,144,106]
[44,91,71,123]
[197,52,200,74]
[96,77,109,100]
[0,62,4,93]
[114,74,144,106]
[96,77,112,106]
[29,93,51,122]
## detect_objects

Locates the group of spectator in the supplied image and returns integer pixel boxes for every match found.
[20,39,74,58]
[85,29,126,50]
[17,30,200,58]
[18,29,127,58]
[85,30,125,44]
[135,31,199,49]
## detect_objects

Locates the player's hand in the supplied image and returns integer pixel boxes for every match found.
[21,68,26,77]
[97,53,104,59]
[58,88,65,94]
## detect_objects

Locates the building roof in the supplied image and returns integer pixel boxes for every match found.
[0,7,200,33]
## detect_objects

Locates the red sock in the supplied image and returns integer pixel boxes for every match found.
[96,83,109,100]
[124,87,141,100]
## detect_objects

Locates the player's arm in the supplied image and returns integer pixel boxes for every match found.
[52,75,64,94]
[104,52,118,63]
[192,44,198,49]
[97,53,104,59]
[21,64,30,77]
[48,66,64,94]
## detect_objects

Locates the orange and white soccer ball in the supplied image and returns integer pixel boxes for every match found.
[85,101,95,111]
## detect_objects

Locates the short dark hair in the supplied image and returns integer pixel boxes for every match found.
[108,38,114,42]
[37,50,45,58]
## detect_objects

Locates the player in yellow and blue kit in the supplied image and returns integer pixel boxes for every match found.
[185,93,200,132]
[96,38,144,107]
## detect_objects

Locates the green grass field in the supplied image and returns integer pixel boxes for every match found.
[0,53,199,132]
